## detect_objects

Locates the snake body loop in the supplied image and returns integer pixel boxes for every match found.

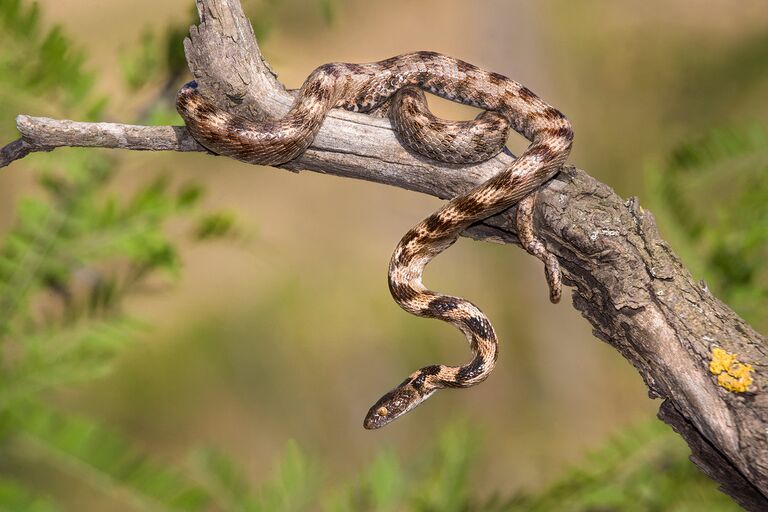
[176,51,573,429]
[390,87,510,163]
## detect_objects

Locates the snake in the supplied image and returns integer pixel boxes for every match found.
[176,51,573,429]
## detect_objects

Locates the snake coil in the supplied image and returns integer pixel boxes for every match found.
[176,51,573,429]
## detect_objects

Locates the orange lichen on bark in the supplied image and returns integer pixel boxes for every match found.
[709,347,754,393]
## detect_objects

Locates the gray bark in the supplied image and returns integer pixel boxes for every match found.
[0,0,766,508]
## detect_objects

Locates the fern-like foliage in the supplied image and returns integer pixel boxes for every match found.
[192,448,261,512]
[500,421,740,512]
[2,318,143,406]
[0,2,238,510]
[0,479,59,512]
[0,0,103,124]
[8,401,211,511]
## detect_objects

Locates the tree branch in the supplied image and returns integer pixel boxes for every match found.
[0,115,205,168]
[1,0,766,508]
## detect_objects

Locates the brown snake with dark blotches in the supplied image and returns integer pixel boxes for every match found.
[176,51,573,429]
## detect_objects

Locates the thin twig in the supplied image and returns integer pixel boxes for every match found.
[0,115,206,167]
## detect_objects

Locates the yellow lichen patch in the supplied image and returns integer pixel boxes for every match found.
[709,347,754,393]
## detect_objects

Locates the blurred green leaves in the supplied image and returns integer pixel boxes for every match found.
[0,479,59,512]
[414,422,478,511]
[9,401,211,512]
[320,424,482,511]
[505,421,739,512]
[2,318,143,407]
[0,1,241,509]
[648,122,768,330]
[194,449,261,512]
[0,156,238,338]
[241,419,740,512]
[0,0,103,123]
[196,442,319,512]
[257,441,318,512]
[361,450,405,511]
[194,212,239,241]
[121,29,164,92]
[119,6,196,96]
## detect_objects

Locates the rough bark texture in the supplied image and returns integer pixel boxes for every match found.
[1,0,766,508]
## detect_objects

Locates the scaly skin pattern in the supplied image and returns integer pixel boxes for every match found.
[176,51,573,429]
[390,86,510,163]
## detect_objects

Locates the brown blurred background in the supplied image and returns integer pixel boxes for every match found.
[5,0,767,506]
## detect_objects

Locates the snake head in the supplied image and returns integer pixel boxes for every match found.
[363,370,438,429]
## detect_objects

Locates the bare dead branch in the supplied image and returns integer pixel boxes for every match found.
[0,115,206,167]
[0,0,765,508]
[0,138,37,168]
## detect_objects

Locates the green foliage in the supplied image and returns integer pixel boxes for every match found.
[194,211,240,241]
[257,441,318,511]
[193,449,261,512]
[0,156,235,338]
[2,318,143,406]
[318,0,337,26]
[648,122,768,329]
[0,2,241,509]
[413,422,477,511]
[361,450,405,511]
[503,421,740,512]
[0,0,103,123]
[195,444,320,512]
[119,5,198,96]
[187,419,732,512]
[0,153,236,504]
[9,401,211,511]
[0,479,59,512]
[121,29,163,92]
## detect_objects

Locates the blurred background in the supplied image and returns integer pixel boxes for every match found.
[1,0,766,510]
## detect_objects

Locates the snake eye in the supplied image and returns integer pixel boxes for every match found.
[376,407,388,417]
